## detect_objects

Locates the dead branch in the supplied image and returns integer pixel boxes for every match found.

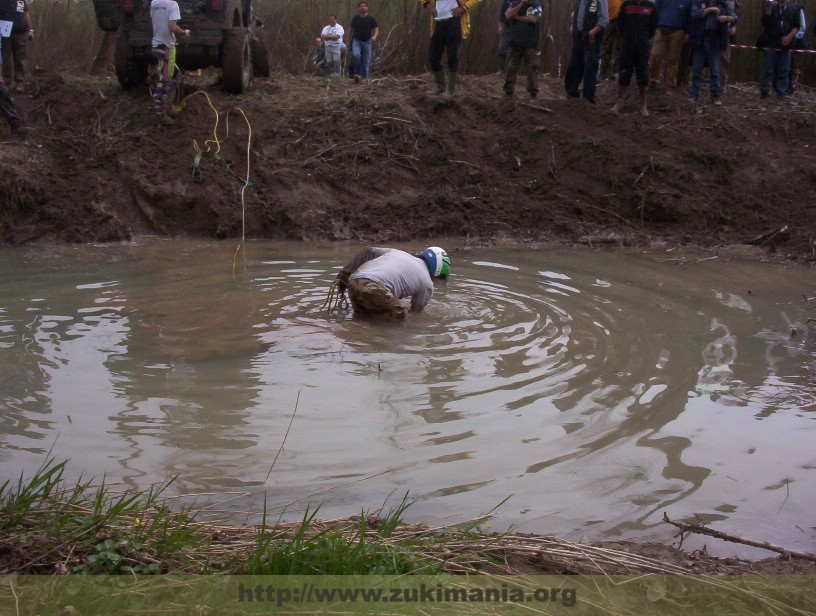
[663,513,816,562]
[518,102,553,113]
[746,225,789,247]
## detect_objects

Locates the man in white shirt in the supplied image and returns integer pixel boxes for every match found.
[150,0,189,123]
[321,15,345,77]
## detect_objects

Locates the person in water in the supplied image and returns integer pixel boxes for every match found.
[334,246,451,318]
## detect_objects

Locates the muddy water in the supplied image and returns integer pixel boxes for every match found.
[1,239,814,558]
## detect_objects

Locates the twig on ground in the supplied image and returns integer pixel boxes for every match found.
[663,513,816,562]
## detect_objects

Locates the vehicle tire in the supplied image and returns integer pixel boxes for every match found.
[222,29,252,94]
[251,38,270,78]
[114,32,147,89]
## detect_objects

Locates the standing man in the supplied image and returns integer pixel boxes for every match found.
[599,0,623,80]
[719,0,739,91]
[564,0,610,104]
[785,2,806,94]
[150,0,189,124]
[321,15,344,77]
[611,0,658,116]
[497,0,514,72]
[688,0,734,105]
[420,0,482,99]
[759,0,800,100]
[348,2,378,83]
[1,0,33,93]
[0,36,26,135]
[648,0,692,95]
[503,0,543,99]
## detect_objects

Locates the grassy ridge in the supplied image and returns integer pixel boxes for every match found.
[0,458,441,575]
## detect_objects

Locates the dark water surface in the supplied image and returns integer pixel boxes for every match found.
[1,239,814,558]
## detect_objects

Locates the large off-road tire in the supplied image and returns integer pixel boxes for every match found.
[114,32,147,89]
[251,38,270,78]
[221,29,252,94]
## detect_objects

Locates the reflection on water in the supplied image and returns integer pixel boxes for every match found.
[0,239,814,558]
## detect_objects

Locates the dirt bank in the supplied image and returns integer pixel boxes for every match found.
[1,71,815,261]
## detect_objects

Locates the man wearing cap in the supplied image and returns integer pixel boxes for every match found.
[334,246,451,318]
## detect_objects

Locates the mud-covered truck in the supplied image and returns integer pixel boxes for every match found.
[92,0,269,93]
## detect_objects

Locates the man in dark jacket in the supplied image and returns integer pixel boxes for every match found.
[503,0,543,98]
[688,0,735,104]
[759,0,801,99]
[564,0,610,104]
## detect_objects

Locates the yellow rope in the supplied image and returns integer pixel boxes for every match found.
[171,90,250,276]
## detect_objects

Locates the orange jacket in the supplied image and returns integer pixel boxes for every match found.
[608,0,623,20]
[420,0,482,39]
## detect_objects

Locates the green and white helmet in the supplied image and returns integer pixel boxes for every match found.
[418,247,451,279]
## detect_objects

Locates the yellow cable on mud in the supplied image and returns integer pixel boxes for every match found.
[176,90,253,275]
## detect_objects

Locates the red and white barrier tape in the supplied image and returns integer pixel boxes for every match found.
[730,43,816,54]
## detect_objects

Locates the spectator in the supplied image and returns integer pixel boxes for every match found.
[564,0,610,104]
[759,0,801,100]
[786,3,806,94]
[719,0,739,91]
[497,0,515,72]
[150,0,189,125]
[503,0,543,99]
[321,14,344,77]
[0,0,32,93]
[348,2,378,83]
[312,37,329,76]
[648,0,692,95]
[0,37,25,135]
[420,0,482,99]
[688,0,734,106]
[611,0,658,117]
[600,0,623,80]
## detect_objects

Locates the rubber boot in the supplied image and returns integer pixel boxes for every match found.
[611,85,628,113]
[443,71,457,99]
[431,71,445,96]
[637,85,649,118]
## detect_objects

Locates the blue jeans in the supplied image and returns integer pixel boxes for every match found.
[760,48,791,99]
[690,37,722,99]
[351,38,372,79]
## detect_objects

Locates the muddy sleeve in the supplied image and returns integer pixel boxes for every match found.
[409,284,434,313]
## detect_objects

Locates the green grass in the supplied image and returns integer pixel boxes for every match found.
[241,494,440,575]
[0,458,442,575]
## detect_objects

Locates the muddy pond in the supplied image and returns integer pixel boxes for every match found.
[1,239,814,559]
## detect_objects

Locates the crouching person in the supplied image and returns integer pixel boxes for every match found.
[335,246,451,318]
